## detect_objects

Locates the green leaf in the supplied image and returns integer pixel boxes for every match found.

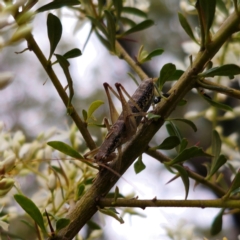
[56,218,70,231]
[82,109,88,121]
[113,0,123,19]
[157,63,176,91]
[207,154,227,179]
[178,99,187,106]
[105,10,116,52]
[98,207,124,224]
[147,112,161,120]
[95,29,111,51]
[76,184,85,198]
[170,118,197,132]
[88,16,108,36]
[199,64,240,77]
[134,155,146,174]
[87,220,101,230]
[203,95,233,112]
[210,209,224,235]
[120,17,136,27]
[173,165,189,200]
[47,141,83,159]
[14,194,46,233]
[122,7,148,18]
[54,54,74,111]
[55,54,70,69]
[166,122,182,141]
[63,48,82,59]
[168,146,212,165]
[211,130,221,167]
[155,136,180,150]
[37,0,80,12]
[167,70,184,81]
[178,12,198,43]
[216,0,228,16]
[198,0,216,33]
[223,170,240,199]
[140,48,164,63]
[47,13,62,60]
[87,100,104,120]
[179,138,188,152]
[120,19,154,37]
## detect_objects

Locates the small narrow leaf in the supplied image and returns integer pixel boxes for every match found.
[47,13,62,60]
[211,130,221,167]
[171,118,197,132]
[122,7,148,18]
[140,48,164,63]
[167,70,184,81]
[203,96,233,112]
[216,0,228,16]
[199,64,240,77]
[158,63,176,91]
[14,194,46,233]
[207,154,227,179]
[120,17,136,27]
[82,109,88,121]
[37,0,80,12]
[95,30,111,51]
[199,0,216,33]
[76,184,85,198]
[105,10,116,52]
[63,48,82,59]
[120,20,154,37]
[47,141,83,159]
[88,16,108,36]
[87,100,104,119]
[155,136,180,150]
[178,12,198,43]
[166,122,182,141]
[113,0,123,19]
[134,155,146,174]
[173,165,189,200]
[168,146,212,165]
[210,209,224,235]
[179,138,188,152]
[223,170,240,199]
[56,218,70,231]
[87,220,101,230]
[98,207,124,224]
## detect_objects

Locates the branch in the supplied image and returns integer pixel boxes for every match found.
[52,8,240,240]
[98,198,240,209]
[197,78,240,99]
[25,35,96,150]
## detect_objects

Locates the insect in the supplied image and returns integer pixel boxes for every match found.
[86,78,155,165]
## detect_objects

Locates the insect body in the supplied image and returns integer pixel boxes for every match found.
[94,79,155,163]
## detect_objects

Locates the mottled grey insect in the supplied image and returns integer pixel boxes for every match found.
[92,78,155,164]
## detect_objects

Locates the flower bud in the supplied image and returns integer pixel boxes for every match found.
[9,25,32,43]
[0,72,13,90]
[16,11,35,25]
[48,173,56,191]
[0,178,14,196]
[4,154,15,173]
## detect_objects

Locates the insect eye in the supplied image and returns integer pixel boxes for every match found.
[153,96,161,104]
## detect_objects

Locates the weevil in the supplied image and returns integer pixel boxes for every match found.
[86,78,155,165]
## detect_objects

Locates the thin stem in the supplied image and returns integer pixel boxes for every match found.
[197,78,240,99]
[98,198,240,209]
[25,34,96,150]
